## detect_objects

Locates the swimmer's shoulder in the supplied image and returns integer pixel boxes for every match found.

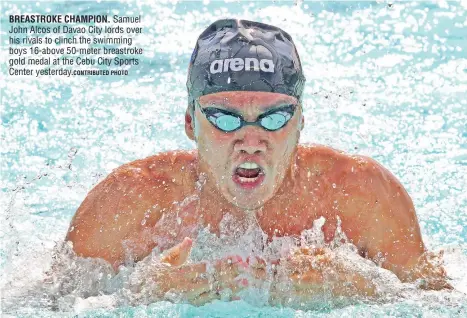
[113,149,198,187]
[66,150,199,266]
[85,149,197,198]
[296,143,384,179]
[93,149,199,209]
[297,143,410,213]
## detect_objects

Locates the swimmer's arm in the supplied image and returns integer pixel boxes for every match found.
[66,166,165,271]
[345,157,451,290]
[268,247,378,305]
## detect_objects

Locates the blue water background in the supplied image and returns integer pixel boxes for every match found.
[1,0,466,317]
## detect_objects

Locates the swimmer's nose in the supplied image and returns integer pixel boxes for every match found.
[234,126,268,155]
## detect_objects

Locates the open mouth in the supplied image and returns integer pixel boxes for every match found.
[232,162,265,189]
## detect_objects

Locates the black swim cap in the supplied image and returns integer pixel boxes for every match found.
[186,19,306,107]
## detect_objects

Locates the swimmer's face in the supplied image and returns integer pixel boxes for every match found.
[186,91,303,210]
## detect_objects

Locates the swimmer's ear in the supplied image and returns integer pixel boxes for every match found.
[185,108,196,141]
[296,103,304,131]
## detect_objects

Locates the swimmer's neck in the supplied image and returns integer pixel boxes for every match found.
[197,177,255,222]
[195,158,299,224]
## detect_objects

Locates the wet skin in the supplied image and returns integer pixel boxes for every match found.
[66,91,451,304]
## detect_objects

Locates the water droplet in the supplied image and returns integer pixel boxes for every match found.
[177,217,182,225]
[141,218,146,225]
[332,183,336,188]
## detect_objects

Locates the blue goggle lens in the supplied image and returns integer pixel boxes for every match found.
[199,103,296,132]
[260,113,289,131]
[213,115,241,132]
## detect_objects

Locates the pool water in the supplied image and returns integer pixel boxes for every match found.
[1,0,466,317]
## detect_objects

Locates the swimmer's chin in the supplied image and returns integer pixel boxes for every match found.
[227,195,267,211]
[221,182,272,210]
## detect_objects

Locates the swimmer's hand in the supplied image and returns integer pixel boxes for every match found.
[160,236,193,266]
[141,237,249,306]
[269,247,377,304]
[398,250,453,290]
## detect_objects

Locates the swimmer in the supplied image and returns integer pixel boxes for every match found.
[66,19,452,305]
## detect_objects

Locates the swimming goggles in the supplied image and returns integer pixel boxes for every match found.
[196,101,297,132]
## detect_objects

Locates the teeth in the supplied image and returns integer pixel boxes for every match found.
[238,162,260,169]
[238,176,259,183]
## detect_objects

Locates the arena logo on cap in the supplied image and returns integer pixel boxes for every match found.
[209,58,274,74]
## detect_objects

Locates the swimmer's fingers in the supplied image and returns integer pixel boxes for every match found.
[190,290,220,306]
[283,253,334,291]
[214,255,248,278]
[185,261,249,305]
[163,256,250,305]
[154,262,208,294]
[212,256,252,296]
[170,263,210,290]
[247,255,267,268]
[177,262,207,280]
[289,269,324,291]
[183,277,212,301]
[250,266,267,281]
[291,268,377,297]
[158,264,212,302]
[160,278,212,304]
[293,247,326,256]
[160,237,193,266]
[287,252,333,273]
[285,255,313,274]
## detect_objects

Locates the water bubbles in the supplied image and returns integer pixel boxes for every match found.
[67,147,78,158]
[294,0,303,7]
[332,183,337,188]
[3,0,466,314]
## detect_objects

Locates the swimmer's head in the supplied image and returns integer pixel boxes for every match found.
[186,18,306,112]
[185,19,306,210]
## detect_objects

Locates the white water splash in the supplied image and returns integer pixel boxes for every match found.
[2,213,466,315]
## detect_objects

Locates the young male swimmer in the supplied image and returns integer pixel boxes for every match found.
[66,19,451,305]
